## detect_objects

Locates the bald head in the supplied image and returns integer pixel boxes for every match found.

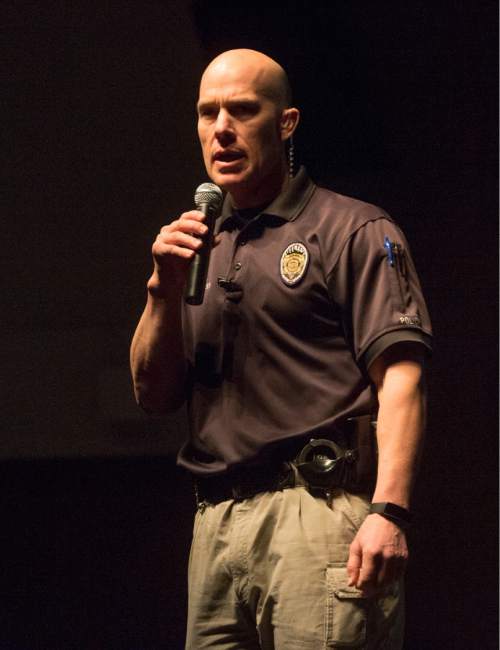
[200,49,292,110]
[196,48,299,207]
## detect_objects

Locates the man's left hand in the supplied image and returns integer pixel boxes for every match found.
[346,513,408,596]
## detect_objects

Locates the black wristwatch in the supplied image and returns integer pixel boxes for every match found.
[369,502,412,530]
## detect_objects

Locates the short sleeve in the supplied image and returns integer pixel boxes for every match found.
[327,217,432,368]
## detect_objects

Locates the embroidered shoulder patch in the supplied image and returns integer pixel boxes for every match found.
[280,242,309,286]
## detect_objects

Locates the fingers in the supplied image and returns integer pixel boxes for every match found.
[348,517,408,596]
[161,210,208,238]
[348,542,380,597]
[146,210,213,297]
[154,232,201,257]
[375,546,407,587]
[153,210,209,262]
[160,211,208,245]
[347,539,362,587]
[153,242,196,261]
[355,555,379,593]
[355,553,407,595]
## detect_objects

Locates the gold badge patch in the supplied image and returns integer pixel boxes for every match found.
[280,242,309,286]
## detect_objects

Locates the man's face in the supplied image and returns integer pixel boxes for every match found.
[197,63,285,204]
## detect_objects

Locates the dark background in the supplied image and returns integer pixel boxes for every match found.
[3,1,498,648]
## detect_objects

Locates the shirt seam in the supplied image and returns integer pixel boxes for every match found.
[324,214,394,286]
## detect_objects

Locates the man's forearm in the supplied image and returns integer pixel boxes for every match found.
[370,357,426,509]
[130,290,187,414]
[130,207,209,413]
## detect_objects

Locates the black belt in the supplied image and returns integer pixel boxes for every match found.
[194,461,303,510]
[193,416,376,510]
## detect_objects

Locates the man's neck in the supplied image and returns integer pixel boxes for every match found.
[230,164,290,210]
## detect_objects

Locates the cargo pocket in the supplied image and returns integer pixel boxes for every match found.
[325,563,367,648]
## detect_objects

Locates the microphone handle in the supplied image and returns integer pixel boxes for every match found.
[184,203,216,305]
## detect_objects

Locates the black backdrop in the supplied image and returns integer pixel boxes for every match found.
[3,2,498,648]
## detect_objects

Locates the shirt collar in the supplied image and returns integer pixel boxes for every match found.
[219,166,316,230]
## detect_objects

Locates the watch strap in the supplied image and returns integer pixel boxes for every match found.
[370,502,412,530]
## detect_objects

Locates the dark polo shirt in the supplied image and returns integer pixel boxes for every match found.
[178,167,432,475]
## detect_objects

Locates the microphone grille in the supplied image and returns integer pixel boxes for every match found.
[194,183,223,210]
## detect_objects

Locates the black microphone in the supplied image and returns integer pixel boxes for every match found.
[184,182,223,305]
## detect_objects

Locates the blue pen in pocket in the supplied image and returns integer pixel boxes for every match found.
[384,236,395,267]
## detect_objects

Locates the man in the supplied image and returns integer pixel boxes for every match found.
[130,49,432,649]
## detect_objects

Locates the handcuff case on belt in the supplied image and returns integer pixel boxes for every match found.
[294,416,377,493]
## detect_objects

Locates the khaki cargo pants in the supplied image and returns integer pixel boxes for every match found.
[186,487,404,649]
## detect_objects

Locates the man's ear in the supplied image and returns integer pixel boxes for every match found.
[280,107,300,141]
